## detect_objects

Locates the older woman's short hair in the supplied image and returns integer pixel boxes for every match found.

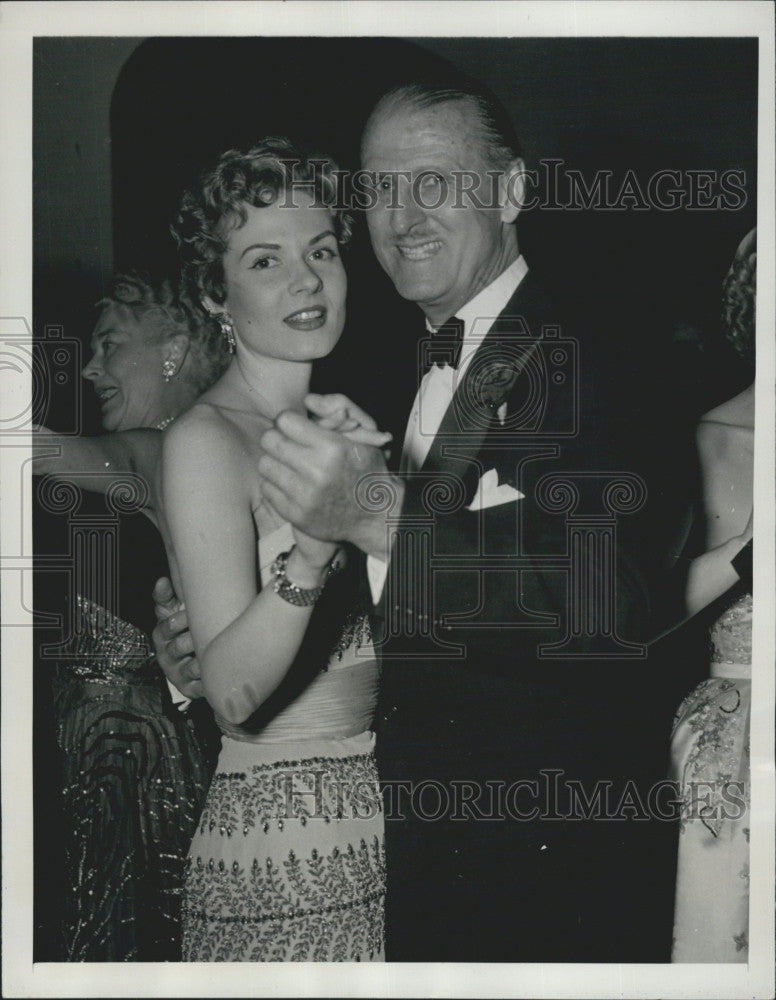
[722,228,756,364]
[171,136,351,306]
[103,271,230,392]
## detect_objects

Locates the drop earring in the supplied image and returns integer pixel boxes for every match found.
[218,314,237,354]
[162,358,176,382]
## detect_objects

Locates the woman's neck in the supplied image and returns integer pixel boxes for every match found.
[231,350,312,419]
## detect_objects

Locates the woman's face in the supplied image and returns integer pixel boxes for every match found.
[215,194,346,362]
[82,304,170,431]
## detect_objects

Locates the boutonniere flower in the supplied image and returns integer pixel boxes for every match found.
[474,360,519,412]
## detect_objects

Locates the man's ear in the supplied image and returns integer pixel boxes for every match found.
[499,157,526,225]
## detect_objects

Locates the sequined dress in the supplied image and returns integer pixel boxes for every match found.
[181,523,386,962]
[51,510,213,961]
[669,587,751,962]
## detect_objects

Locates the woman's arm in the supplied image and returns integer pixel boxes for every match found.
[684,416,753,613]
[32,425,162,501]
[650,418,753,642]
[684,513,752,616]
[162,411,337,726]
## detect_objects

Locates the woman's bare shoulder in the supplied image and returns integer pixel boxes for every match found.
[166,398,236,443]
[699,386,754,431]
[698,389,753,455]
[162,400,249,480]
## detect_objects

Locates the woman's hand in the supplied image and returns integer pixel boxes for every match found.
[306,393,392,453]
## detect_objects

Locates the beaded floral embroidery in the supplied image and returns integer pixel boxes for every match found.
[328,612,373,665]
[708,591,752,665]
[184,751,385,961]
[672,678,750,835]
[184,836,385,961]
[672,592,751,837]
[201,752,382,836]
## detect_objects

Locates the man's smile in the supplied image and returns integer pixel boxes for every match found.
[395,240,443,261]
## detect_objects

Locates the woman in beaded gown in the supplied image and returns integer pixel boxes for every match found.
[163,138,388,961]
[669,229,755,962]
[33,272,229,959]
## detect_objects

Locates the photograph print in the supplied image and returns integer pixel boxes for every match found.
[1,2,773,997]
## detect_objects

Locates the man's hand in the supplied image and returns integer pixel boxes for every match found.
[308,393,393,463]
[258,399,403,559]
[151,577,204,700]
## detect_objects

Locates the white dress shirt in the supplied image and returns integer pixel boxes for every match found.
[367,255,529,601]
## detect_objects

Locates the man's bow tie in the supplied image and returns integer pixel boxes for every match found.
[420,316,465,377]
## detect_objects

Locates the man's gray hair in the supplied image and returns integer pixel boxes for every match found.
[363,76,522,173]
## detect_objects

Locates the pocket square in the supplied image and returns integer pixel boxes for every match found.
[467,468,525,510]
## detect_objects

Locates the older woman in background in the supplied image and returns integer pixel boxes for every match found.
[33,272,229,960]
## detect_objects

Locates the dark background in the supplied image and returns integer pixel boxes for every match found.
[33,35,758,959]
[34,36,757,433]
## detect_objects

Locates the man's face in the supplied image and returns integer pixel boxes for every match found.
[362,100,520,326]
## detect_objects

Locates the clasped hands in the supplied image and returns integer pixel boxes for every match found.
[259,392,395,557]
[152,394,400,698]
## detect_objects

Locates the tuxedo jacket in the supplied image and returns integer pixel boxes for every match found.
[367,274,688,962]
[373,273,665,782]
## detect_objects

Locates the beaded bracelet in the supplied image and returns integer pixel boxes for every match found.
[271,547,342,606]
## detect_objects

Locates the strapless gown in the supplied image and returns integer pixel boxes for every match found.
[670,588,751,962]
[50,509,213,961]
[181,524,386,961]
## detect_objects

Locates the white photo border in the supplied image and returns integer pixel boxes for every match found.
[2,2,774,997]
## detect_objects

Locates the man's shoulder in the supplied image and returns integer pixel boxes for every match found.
[495,270,573,336]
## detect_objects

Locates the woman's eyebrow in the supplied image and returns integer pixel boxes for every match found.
[239,242,281,259]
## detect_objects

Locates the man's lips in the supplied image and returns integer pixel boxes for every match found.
[395,240,443,261]
[283,307,327,331]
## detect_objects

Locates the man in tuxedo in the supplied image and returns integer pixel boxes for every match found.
[156,76,676,961]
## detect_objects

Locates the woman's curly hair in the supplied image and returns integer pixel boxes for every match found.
[101,271,230,392]
[721,228,756,363]
[171,136,352,306]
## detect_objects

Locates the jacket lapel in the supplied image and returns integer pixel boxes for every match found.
[420,273,549,503]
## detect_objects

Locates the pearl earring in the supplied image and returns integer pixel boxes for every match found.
[162,358,176,382]
[218,314,237,354]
